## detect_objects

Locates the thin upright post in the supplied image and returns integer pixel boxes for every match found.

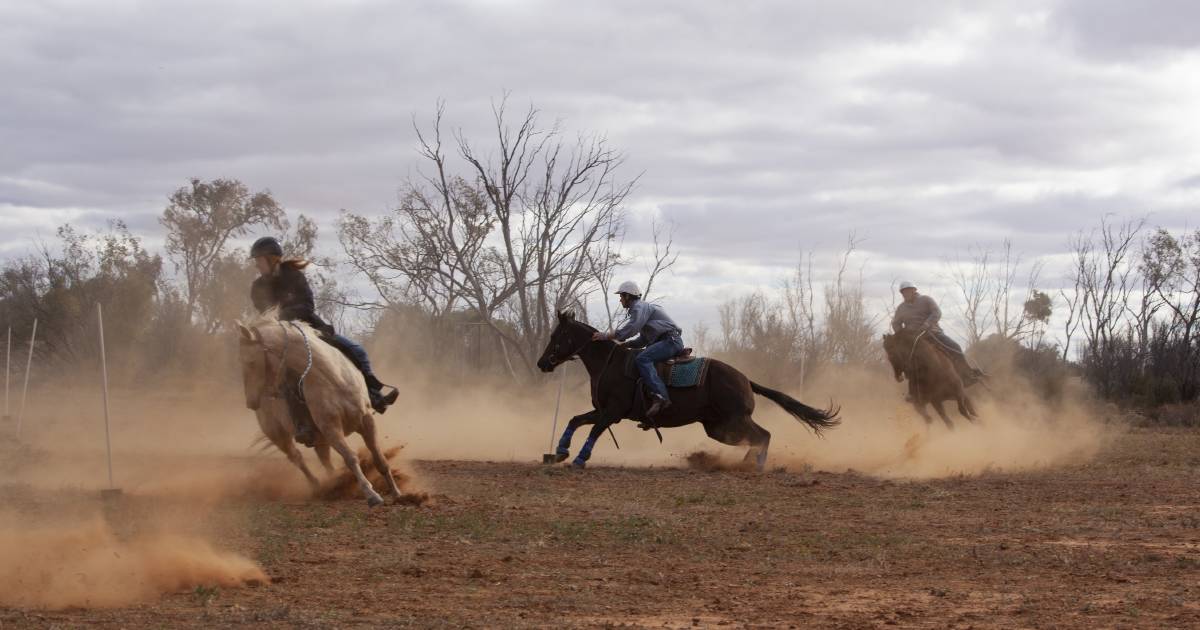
[98,304,115,489]
[548,364,566,454]
[4,326,11,419]
[16,319,37,440]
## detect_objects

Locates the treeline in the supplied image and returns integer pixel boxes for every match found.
[0,179,326,384]
[2,101,1199,422]
[1059,219,1200,417]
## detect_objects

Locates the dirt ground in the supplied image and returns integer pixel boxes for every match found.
[2,426,1199,629]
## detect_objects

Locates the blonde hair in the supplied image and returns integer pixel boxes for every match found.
[267,255,310,270]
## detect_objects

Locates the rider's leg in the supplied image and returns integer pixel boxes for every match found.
[635,334,683,416]
[324,334,398,412]
[930,331,983,380]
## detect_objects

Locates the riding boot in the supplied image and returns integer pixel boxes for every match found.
[363,371,398,414]
[952,355,984,387]
[645,394,671,419]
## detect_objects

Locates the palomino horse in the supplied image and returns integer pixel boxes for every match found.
[537,312,840,470]
[882,328,979,428]
[236,314,404,507]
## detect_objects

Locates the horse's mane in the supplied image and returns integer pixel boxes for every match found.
[246,307,282,327]
[242,310,349,372]
[566,317,599,333]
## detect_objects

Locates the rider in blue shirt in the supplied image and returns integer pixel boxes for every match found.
[592,281,683,418]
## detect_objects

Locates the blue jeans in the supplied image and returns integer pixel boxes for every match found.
[325,334,375,382]
[930,331,964,356]
[635,334,684,402]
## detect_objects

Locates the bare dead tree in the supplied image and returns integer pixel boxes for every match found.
[947,246,993,346]
[339,98,637,379]
[1065,216,1145,396]
[641,217,678,301]
[947,239,1043,347]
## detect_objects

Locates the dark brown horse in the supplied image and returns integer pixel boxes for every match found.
[536,312,839,470]
[882,328,979,428]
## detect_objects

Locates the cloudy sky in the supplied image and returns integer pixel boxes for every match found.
[3,0,1200,338]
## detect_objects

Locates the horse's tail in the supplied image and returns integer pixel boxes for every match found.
[750,381,840,435]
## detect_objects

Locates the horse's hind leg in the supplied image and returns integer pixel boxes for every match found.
[931,400,954,430]
[742,418,771,472]
[326,429,385,508]
[359,413,405,501]
[702,416,769,472]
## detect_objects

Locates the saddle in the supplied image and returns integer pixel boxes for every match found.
[623,348,711,389]
[912,333,986,388]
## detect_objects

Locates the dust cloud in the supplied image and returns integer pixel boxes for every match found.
[375,358,1113,479]
[0,333,1115,608]
[5,349,1114,493]
[0,509,266,610]
[679,365,1113,479]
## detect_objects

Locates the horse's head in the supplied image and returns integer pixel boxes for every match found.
[881,333,905,382]
[537,311,595,373]
[236,321,270,410]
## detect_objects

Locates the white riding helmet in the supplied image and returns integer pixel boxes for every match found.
[615,280,642,297]
[898,280,917,291]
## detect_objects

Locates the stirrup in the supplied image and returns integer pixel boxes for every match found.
[370,385,399,414]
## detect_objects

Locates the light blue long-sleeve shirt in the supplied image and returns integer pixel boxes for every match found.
[613,300,682,348]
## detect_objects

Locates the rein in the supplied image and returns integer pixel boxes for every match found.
[589,343,620,406]
[256,321,314,402]
[906,330,928,402]
[907,330,927,367]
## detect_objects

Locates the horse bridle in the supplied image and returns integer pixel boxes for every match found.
[546,328,621,404]
[545,332,595,368]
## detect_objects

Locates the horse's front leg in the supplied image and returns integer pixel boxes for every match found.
[572,413,617,469]
[556,409,605,462]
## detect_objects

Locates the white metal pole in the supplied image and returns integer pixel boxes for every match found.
[4,326,10,418]
[16,319,37,440]
[98,304,114,489]
[547,364,566,453]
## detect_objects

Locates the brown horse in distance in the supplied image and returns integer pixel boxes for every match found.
[883,328,979,428]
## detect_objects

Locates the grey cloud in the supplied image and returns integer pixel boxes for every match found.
[1054,0,1200,57]
[3,0,1199,333]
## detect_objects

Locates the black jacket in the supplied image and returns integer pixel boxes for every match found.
[251,262,334,335]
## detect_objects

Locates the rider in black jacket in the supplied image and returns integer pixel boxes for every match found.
[249,236,397,414]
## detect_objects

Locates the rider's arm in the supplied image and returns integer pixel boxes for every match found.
[250,276,274,313]
[613,301,652,342]
[891,306,903,333]
[920,295,942,330]
[277,264,318,322]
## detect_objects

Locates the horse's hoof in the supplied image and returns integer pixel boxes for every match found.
[571,459,586,470]
[554,452,569,463]
[367,494,384,508]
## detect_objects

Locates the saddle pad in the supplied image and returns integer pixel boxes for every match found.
[624,351,705,381]
[667,357,710,388]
